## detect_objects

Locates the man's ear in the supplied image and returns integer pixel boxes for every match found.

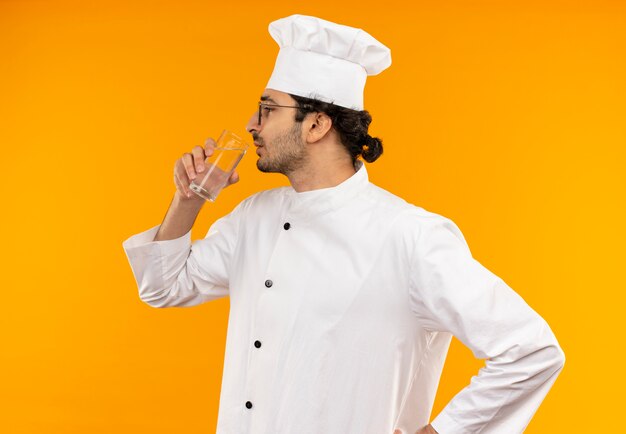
[306,112,333,144]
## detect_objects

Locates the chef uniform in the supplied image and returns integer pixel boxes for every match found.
[122,14,564,434]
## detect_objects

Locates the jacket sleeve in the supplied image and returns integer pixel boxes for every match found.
[121,203,242,308]
[407,215,565,433]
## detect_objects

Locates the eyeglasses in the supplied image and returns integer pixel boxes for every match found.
[257,101,302,126]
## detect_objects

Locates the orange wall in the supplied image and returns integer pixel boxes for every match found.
[1,0,624,432]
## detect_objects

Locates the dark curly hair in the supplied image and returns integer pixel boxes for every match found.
[288,93,383,166]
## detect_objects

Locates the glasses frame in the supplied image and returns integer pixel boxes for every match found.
[257,101,302,126]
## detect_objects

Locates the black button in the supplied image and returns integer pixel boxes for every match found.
[283,222,291,230]
[245,401,253,409]
[265,280,273,288]
[254,340,262,348]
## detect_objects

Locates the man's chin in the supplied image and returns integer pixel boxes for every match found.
[256,160,275,173]
[257,160,288,175]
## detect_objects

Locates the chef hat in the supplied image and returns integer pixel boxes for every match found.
[265,14,391,111]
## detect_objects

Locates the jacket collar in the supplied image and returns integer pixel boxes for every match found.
[284,160,369,219]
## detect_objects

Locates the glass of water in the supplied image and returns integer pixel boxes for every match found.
[189,130,248,201]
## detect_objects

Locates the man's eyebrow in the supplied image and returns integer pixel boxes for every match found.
[260,95,278,104]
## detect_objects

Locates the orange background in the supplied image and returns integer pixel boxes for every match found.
[1,0,624,432]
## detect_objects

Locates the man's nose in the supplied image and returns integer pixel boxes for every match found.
[245,111,260,134]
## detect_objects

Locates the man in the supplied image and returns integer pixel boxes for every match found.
[123,14,564,434]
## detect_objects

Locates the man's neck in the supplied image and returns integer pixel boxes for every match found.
[287,158,356,193]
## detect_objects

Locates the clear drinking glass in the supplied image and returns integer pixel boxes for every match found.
[189,130,249,201]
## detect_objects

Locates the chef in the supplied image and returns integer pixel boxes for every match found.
[122,14,565,434]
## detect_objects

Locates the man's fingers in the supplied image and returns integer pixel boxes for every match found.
[204,138,216,157]
[228,170,239,185]
[181,153,196,180]
[191,145,206,173]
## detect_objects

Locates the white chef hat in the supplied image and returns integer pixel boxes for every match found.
[265,14,391,111]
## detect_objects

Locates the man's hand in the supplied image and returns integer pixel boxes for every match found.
[153,137,240,242]
[394,424,438,434]
[174,137,240,200]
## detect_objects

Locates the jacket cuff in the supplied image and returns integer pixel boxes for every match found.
[122,224,192,258]
[431,410,466,434]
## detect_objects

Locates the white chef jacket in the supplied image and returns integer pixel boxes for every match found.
[122,161,564,434]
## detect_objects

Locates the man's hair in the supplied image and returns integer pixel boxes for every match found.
[288,93,383,165]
